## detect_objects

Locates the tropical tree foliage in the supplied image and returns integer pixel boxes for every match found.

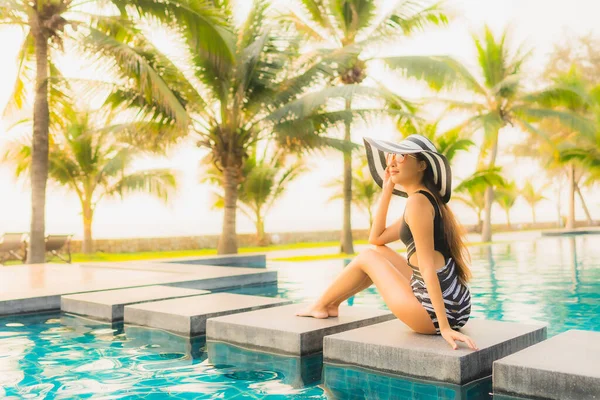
[410,25,595,241]
[3,109,177,253]
[520,180,548,224]
[287,0,450,254]
[494,180,518,228]
[0,0,219,262]
[453,167,506,233]
[121,0,385,254]
[202,146,307,246]
[325,154,379,227]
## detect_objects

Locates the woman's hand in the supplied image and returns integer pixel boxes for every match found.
[382,155,395,192]
[441,328,478,350]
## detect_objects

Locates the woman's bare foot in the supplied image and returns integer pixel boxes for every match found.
[326,304,339,317]
[295,305,329,319]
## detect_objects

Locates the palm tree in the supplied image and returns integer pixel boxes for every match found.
[494,180,518,229]
[325,154,379,227]
[0,0,229,262]
[515,67,599,228]
[287,0,449,254]
[520,180,548,224]
[454,167,506,234]
[202,146,307,246]
[3,109,177,253]
[417,26,595,242]
[452,186,485,233]
[128,0,381,254]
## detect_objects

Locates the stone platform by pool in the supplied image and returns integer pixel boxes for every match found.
[125,293,292,336]
[206,303,396,356]
[61,286,210,321]
[0,263,277,316]
[323,319,547,384]
[493,330,600,400]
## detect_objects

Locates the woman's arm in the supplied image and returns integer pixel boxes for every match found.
[368,162,400,245]
[406,194,478,350]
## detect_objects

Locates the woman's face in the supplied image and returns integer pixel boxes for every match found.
[386,153,424,185]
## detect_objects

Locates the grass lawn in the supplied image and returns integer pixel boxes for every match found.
[2,239,371,265]
[0,235,528,265]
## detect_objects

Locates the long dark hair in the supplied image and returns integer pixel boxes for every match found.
[415,153,472,284]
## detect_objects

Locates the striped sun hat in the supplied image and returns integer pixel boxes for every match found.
[363,134,452,203]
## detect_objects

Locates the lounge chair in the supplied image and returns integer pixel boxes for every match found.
[0,232,27,265]
[45,234,73,263]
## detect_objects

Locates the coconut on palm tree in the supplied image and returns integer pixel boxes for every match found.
[3,109,178,253]
[0,0,227,262]
[287,0,449,254]
[202,146,307,246]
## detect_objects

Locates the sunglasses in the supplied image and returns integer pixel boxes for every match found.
[386,153,418,165]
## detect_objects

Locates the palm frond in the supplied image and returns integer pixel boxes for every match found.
[382,55,486,93]
[83,18,189,126]
[118,0,235,80]
[329,0,377,40]
[513,106,596,138]
[454,167,506,193]
[369,0,448,40]
[107,169,178,202]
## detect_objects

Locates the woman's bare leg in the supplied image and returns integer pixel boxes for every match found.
[325,245,413,316]
[296,249,436,334]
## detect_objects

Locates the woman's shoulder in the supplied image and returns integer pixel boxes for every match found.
[405,191,436,220]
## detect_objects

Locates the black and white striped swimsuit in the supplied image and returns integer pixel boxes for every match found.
[399,190,471,334]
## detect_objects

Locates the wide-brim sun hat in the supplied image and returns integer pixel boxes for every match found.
[363,134,452,203]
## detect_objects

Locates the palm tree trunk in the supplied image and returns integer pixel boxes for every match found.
[567,164,575,229]
[256,212,267,246]
[341,97,354,254]
[556,179,563,228]
[481,132,499,243]
[531,206,536,224]
[218,165,239,254]
[477,210,483,233]
[506,210,511,229]
[82,201,94,254]
[574,182,593,225]
[27,21,50,264]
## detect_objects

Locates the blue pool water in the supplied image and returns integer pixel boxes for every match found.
[1,234,599,398]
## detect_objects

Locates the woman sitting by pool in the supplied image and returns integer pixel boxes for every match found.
[296,134,478,351]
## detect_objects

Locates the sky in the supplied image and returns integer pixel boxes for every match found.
[0,0,599,240]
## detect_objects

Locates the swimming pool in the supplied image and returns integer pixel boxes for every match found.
[1,234,598,398]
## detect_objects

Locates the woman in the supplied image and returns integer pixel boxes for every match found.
[296,134,478,351]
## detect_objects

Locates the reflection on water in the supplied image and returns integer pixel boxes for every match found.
[0,235,598,398]
[323,364,492,400]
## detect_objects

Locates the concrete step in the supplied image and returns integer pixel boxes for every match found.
[493,329,600,400]
[207,341,323,389]
[124,293,293,337]
[323,318,547,385]
[61,285,209,322]
[206,303,396,356]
